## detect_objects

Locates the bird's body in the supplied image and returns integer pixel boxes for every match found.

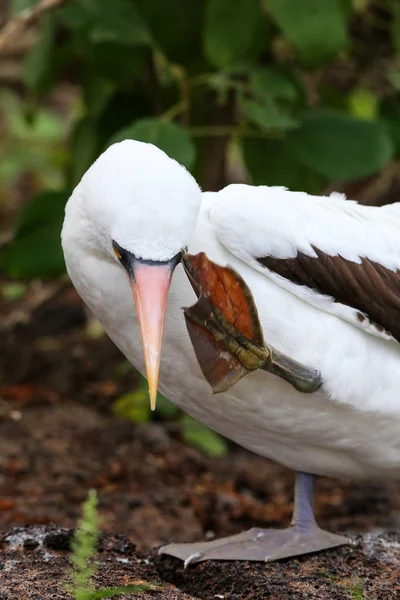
[62,140,400,563]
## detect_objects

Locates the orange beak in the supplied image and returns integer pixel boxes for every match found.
[130,261,175,411]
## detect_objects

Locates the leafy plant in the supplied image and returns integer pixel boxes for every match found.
[69,490,155,600]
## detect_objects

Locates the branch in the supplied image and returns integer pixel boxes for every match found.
[0,0,66,55]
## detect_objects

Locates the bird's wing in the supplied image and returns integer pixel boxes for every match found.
[209,185,400,343]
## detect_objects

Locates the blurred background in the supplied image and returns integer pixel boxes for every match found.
[0,0,399,550]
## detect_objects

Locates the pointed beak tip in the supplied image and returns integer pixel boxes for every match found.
[130,261,174,414]
[149,389,157,412]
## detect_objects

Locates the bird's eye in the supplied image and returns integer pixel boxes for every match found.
[113,245,122,260]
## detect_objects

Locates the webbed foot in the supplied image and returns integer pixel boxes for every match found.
[159,525,350,565]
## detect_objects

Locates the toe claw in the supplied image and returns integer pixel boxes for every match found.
[184,552,202,568]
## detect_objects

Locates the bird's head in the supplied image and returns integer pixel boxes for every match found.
[69,140,202,409]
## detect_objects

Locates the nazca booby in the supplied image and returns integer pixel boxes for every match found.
[62,140,400,564]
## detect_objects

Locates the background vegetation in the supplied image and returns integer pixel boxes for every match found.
[0,0,399,450]
[1,0,399,278]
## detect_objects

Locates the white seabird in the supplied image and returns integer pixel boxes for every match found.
[62,140,400,563]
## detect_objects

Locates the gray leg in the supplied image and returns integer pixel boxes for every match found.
[158,472,350,566]
[292,471,317,528]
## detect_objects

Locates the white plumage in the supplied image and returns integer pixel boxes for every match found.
[62,140,400,563]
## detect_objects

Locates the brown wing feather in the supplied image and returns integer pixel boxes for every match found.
[258,246,400,341]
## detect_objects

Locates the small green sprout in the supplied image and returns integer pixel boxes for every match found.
[69,490,156,599]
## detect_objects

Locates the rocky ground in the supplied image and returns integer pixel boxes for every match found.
[1,525,399,600]
[0,282,399,599]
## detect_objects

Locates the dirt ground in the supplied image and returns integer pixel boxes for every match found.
[0,281,399,599]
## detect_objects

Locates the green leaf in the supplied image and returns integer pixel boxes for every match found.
[249,67,300,103]
[0,191,69,279]
[67,118,100,188]
[112,382,151,424]
[240,99,296,131]
[63,0,150,46]
[267,0,347,66]
[240,67,300,131]
[110,118,196,169]
[22,14,56,93]
[181,415,228,457]
[380,98,400,157]
[242,138,323,193]
[83,76,115,119]
[113,374,178,422]
[84,45,147,88]
[338,0,352,14]
[203,0,260,68]
[58,0,93,31]
[348,88,378,121]
[135,0,205,69]
[287,110,394,181]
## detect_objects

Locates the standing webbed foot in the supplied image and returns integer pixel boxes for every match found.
[159,525,350,566]
[159,473,350,566]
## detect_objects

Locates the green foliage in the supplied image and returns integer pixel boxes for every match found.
[135,0,205,68]
[243,137,322,193]
[2,0,399,282]
[62,0,151,46]
[348,87,378,120]
[113,378,151,424]
[267,0,348,67]
[113,375,227,457]
[67,118,100,187]
[380,98,400,156]
[110,119,196,169]
[181,415,228,457]
[287,110,394,181]
[204,0,260,68]
[0,191,69,278]
[0,90,67,191]
[23,14,56,93]
[113,374,178,423]
[70,490,155,600]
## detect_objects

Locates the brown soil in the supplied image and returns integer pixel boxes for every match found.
[0,282,399,599]
[1,525,399,600]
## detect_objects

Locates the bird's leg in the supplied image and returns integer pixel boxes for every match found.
[158,473,350,565]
